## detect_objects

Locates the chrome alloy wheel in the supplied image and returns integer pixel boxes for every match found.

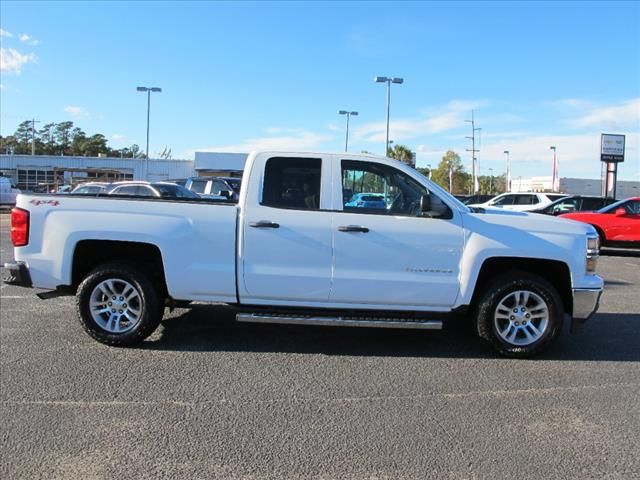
[494,290,549,346]
[89,279,144,333]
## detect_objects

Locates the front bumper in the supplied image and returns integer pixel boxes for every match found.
[571,287,603,333]
[2,261,32,288]
[573,288,603,320]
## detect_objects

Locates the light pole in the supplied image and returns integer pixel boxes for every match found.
[137,86,162,180]
[503,150,510,192]
[427,163,432,180]
[338,110,358,152]
[550,145,558,192]
[374,76,403,155]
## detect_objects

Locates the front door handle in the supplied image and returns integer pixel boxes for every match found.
[338,225,369,233]
[249,220,280,229]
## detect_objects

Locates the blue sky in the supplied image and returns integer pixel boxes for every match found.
[1,1,639,180]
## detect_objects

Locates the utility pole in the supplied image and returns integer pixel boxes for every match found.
[31,118,41,155]
[503,150,511,192]
[465,110,481,194]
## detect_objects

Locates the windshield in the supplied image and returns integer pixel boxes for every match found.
[152,183,200,199]
[598,198,628,213]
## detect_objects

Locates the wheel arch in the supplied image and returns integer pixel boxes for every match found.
[71,240,168,298]
[470,257,573,316]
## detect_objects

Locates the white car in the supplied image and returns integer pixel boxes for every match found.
[5,151,602,357]
[470,192,568,212]
[0,177,21,205]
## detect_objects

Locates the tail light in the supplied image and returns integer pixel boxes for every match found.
[10,208,29,247]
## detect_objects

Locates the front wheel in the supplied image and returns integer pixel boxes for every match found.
[76,262,164,346]
[475,271,564,358]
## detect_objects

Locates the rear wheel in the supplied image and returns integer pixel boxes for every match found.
[76,262,163,346]
[475,271,564,358]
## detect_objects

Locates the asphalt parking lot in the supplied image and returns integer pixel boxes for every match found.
[1,212,639,480]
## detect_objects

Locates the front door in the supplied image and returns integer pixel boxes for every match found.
[330,159,464,308]
[240,155,333,303]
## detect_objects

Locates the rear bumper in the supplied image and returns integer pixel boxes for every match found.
[2,261,32,288]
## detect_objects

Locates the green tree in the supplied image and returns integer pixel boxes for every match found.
[81,134,109,156]
[70,127,87,156]
[0,135,19,154]
[386,144,415,166]
[431,150,469,194]
[38,123,57,154]
[54,121,74,154]
[13,121,33,154]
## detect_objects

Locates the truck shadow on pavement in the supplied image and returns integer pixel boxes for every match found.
[144,305,640,362]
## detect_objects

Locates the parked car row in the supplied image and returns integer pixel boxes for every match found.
[62,176,243,201]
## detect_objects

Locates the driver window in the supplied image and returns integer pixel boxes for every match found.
[341,160,450,218]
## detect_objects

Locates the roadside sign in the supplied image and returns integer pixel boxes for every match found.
[601,134,625,162]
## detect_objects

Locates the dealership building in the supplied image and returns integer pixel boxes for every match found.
[0,152,251,191]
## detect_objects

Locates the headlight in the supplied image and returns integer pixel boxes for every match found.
[586,235,599,273]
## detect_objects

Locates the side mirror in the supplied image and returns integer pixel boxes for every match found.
[220,190,233,199]
[615,207,626,217]
[420,194,431,213]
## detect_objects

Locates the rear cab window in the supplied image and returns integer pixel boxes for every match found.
[261,157,322,210]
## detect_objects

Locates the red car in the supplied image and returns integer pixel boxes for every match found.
[560,197,640,247]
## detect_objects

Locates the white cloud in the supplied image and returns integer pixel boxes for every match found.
[0,28,13,38]
[111,134,126,141]
[18,33,39,46]
[194,130,334,153]
[353,100,488,143]
[0,47,36,73]
[571,98,640,131]
[64,106,90,118]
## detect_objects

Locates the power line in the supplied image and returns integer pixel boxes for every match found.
[31,118,41,156]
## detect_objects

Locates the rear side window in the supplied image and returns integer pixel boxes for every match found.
[515,195,537,205]
[493,195,515,205]
[112,185,139,196]
[581,198,604,211]
[189,179,207,194]
[262,157,322,210]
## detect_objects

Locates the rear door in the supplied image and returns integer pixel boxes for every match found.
[239,154,334,303]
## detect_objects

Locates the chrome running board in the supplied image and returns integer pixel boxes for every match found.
[236,313,443,330]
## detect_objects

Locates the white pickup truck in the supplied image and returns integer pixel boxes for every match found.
[5,151,603,357]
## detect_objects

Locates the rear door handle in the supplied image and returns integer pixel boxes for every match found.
[338,225,369,233]
[249,220,280,229]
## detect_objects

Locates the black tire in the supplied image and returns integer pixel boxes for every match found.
[76,262,164,346]
[474,271,564,358]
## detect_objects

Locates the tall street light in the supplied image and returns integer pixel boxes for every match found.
[550,145,558,192]
[338,110,358,152]
[503,150,511,192]
[137,86,162,180]
[374,76,403,155]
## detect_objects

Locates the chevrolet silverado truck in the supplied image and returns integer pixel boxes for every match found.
[4,151,603,357]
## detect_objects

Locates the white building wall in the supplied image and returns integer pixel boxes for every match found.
[0,154,195,186]
[511,175,640,197]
